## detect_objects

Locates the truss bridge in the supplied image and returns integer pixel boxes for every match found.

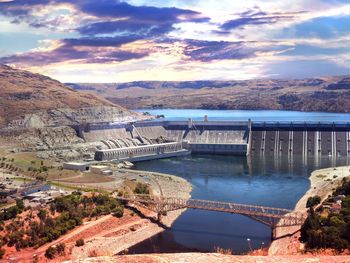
[116,194,306,239]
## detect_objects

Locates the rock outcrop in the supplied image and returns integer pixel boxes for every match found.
[0,64,141,128]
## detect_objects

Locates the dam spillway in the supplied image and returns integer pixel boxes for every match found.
[250,122,350,157]
[73,120,350,162]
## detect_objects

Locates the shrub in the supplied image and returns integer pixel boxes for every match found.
[0,247,5,259]
[133,183,150,195]
[306,195,321,208]
[56,243,65,255]
[45,246,56,259]
[16,199,25,211]
[76,238,84,247]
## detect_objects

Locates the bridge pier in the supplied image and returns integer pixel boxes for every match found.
[271,227,277,240]
[157,212,162,221]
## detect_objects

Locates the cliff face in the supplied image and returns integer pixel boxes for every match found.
[0,65,140,128]
[68,76,350,112]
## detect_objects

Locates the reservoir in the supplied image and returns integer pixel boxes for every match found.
[128,110,350,254]
[137,109,350,122]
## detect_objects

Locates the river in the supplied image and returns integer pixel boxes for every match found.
[128,110,350,254]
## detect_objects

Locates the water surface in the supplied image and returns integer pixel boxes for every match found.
[129,155,349,254]
[128,109,350,254]
[137,109,350,122]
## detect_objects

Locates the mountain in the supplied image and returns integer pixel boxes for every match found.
[67,76,350,112]
[0,65,139,128]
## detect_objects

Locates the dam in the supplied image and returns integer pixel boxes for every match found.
[73,119,350,162]
[70,110,350,253]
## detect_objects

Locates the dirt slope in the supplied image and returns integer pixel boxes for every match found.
[0,65,134,127]
[69,76,350,112]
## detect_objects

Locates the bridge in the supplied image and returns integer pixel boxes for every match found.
[116,194,306,239]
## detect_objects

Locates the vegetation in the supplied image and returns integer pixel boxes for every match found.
[0,247,5,259]
[133,182,150,195]
[301,178,350,251]
[45,246,57,259]
[306,195,321,208]
[56,242,65,255]
[0,199,25,221]
[76,238,84,247]
[0,192,124,255]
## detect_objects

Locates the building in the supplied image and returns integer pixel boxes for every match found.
[90,165,113,175]
[20,183,51,196]
[63,162,90,171]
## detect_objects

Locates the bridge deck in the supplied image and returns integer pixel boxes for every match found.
[117,194,306,228]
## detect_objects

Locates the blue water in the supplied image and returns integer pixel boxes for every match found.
[137,109,350,122]
[130,155,349,254]
[128,109,350,254]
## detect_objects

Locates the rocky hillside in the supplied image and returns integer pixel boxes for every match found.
[0,65,140,128]
[68,76,350,112]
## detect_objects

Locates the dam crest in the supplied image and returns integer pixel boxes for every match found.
[71,119,350,162]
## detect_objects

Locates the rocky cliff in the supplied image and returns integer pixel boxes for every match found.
[0,65,141,128]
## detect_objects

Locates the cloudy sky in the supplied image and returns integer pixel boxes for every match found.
[0,0,349,82]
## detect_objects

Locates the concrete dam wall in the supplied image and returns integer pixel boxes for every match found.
[75,120,350,161]
[250,123,350,157]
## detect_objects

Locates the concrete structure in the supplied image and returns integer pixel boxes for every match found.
[250,121,350,157]
[73,120,350,161]
[63,162,90,171]
[118,194,306,239]
[20,183,51,196]
[94,142,188,162]
[90,165,113,175]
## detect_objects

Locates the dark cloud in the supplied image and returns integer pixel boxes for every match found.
[158,39,292,62]
[219,8,304,32]
[0,0,210,64]
[76,1,209,42]
[0,36,149,66]
[181,40,255,62]
[63,36,141,47]
[0,0,51,16]
[77,0,207,22]
[0,0,208,36]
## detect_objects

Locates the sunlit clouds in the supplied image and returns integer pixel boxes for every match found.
[0,0,349,82]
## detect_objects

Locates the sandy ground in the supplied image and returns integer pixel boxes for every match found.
[70,171,192,260]
[269,165,350,255]
[2,169,191,262]
[64,253,350,263]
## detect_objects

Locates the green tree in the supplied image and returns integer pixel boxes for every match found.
[133,183,150,195]
[45,246,56,259]
[75,238,84,247]
[56,243,65,256]
[306,195,321,208]
[0,247,5,259]
[16,199,25,211]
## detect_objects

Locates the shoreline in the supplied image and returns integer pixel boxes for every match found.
[70,169,192,260]
[268,165,350,255]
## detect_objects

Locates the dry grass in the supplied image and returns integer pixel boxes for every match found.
[0,65,120,127]
[72,77,350,112]
[213,246,233,255]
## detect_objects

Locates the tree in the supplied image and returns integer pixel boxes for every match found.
[112,206,124,218]
[306,195,321,208]
[0,247,5,259]
[300,208,320,242]
[76,238,84,247]
[16,199,24,211]
[45,246,56,259]
[133,183,150,195]
[56,243,65,256]
[37,209,47,221]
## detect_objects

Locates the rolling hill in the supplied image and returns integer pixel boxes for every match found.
[0,65,139,128]
[67,76,350,112]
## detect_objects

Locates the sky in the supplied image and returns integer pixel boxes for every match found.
[0,0,349,82]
